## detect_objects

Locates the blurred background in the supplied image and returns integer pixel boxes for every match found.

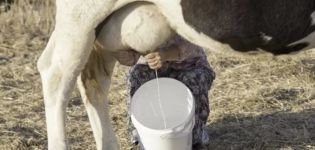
[0,0,314,149]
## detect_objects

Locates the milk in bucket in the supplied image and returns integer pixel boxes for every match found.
[131,78,195,150]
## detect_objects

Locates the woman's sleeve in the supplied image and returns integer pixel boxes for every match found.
[112,50,141,66]
[172,36,205,62]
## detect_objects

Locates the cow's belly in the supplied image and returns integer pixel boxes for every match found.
[96,2,172,53]
[181,0,315,54]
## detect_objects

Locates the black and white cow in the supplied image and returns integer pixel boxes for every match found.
[37,0,315,149]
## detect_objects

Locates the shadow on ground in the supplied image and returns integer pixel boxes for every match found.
[206,109,315,150]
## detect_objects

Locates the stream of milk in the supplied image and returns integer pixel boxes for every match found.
[155,69,167,129]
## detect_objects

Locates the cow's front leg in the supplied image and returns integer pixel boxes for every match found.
[77,50,119,150]
[37,27,95,150]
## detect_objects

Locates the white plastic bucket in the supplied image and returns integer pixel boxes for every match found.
[131,78,195,150]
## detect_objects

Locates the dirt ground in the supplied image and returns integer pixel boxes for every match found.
[0,1,315,150]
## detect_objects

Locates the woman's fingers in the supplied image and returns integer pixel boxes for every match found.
[145,52,160,60]
[144,52,157,59]
[148,61,162,70]
[147,56,161,64]
[144,52,163,69]
[148,57,162,69]
[148,59,161,66]
[145,53,160,63]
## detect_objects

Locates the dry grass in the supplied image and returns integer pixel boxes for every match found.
[0,1,314,150]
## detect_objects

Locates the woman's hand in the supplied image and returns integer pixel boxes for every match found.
[144,52,163,70]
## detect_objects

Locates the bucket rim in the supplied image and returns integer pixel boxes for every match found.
[130,78,195,134]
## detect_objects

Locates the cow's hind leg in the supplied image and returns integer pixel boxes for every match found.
[37,28,95,150]
[77,49,119,150]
